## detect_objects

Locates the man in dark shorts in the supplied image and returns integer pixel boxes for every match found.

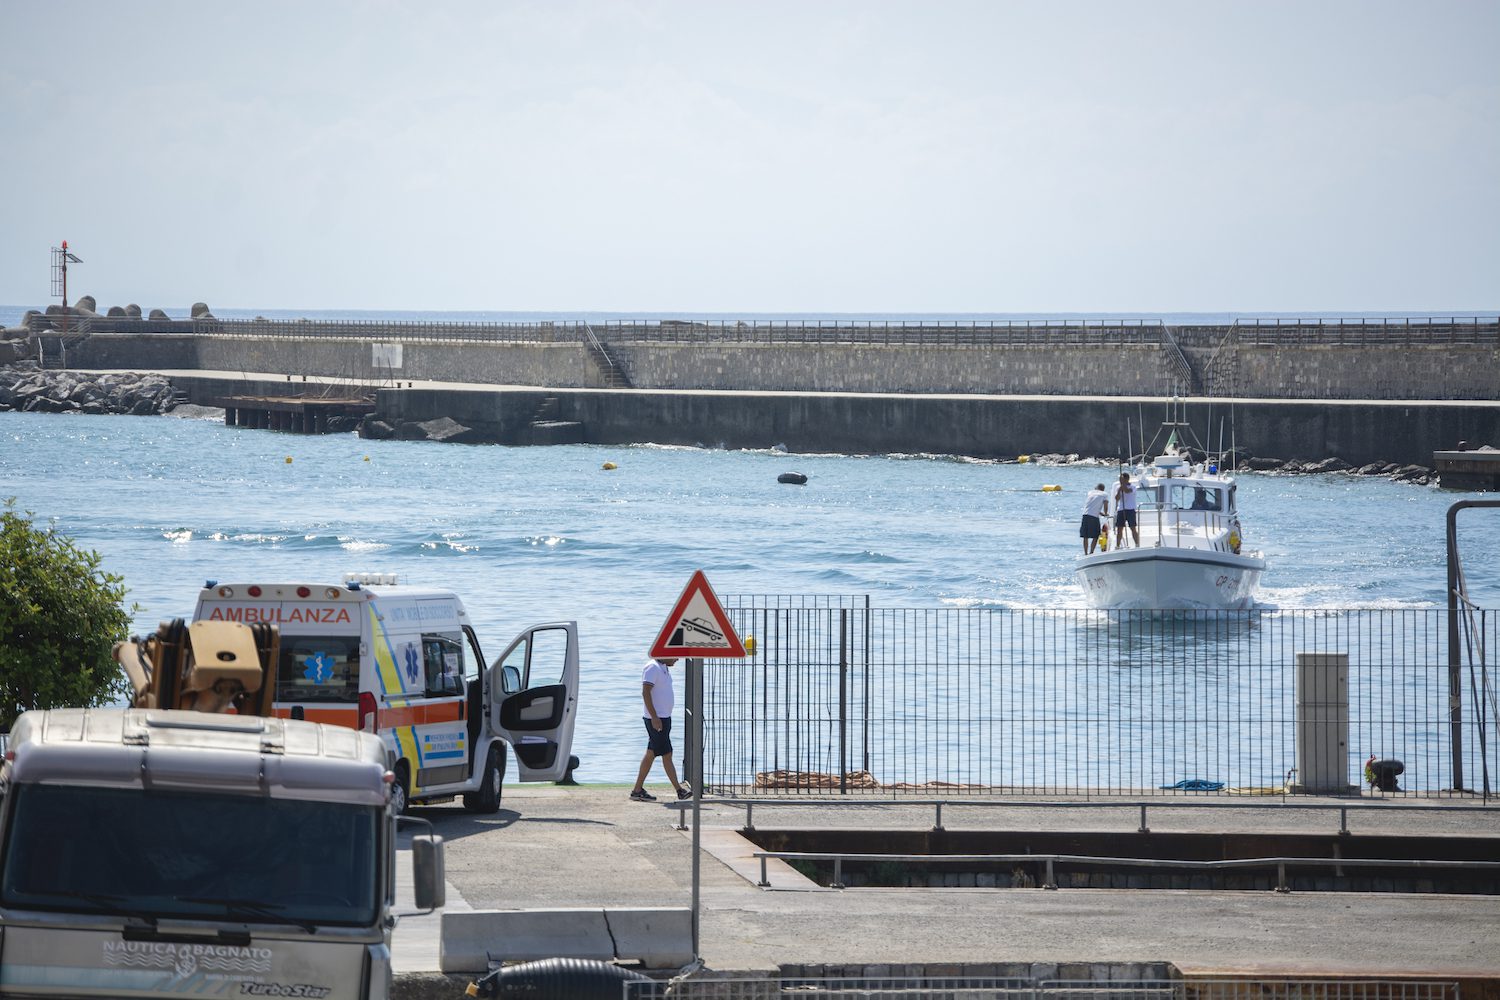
[1113,471,1140,548]
[1080,482,1109,554]
[630,655,691,802]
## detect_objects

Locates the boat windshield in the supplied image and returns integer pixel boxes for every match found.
[1149,483,1223,512]
[1,783,381,927]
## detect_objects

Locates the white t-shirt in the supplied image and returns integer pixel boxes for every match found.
[1082,489,1108,519]
[1115,480,1139,511]
[641,659,675,719]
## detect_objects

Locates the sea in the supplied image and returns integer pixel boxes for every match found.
[3,305,1498,782]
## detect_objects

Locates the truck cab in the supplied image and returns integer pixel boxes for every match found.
[0,708,442,1000]
[192,580,579,813]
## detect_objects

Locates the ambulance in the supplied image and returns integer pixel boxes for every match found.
[193,577,578,813]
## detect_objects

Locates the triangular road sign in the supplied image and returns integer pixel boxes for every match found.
[650,570,746,659]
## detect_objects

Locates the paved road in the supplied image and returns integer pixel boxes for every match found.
[393,784,1500,976]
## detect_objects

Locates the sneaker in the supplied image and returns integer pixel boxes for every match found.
[629,788,657,802]
[676,785,693,800]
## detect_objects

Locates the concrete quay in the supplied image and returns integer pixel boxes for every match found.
[68,367,1500,468]
[389,784,1500,995]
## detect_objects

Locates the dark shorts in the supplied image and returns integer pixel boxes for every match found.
[1115,509,1137,529]
[643,716,673,756]
[1080,514,1100,538]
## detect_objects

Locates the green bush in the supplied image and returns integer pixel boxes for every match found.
[1,500,132,730]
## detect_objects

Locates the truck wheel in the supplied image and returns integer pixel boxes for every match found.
[463,745,505,814]
[391,762,411,816]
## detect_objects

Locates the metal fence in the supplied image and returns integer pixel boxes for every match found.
[699,605,1498,798]
[626,977,1461,1000]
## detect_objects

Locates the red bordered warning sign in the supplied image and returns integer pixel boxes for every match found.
[650,570,746,659]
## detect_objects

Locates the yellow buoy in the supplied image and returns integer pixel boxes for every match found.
[1017,455,1031,464]
[602,461,617,471]
[744,635,757,655]
[363,455,370,462]
[1041,484,1061,492]
[284,456,293,464]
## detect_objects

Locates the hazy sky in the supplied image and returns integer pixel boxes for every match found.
[2,1,1496,314]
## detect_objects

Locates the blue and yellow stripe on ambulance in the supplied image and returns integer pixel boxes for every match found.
[369,606,422,792]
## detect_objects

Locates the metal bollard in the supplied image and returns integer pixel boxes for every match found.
[1275,862,1291,893]
[744,803,754,832]
[675,804,687,832]
[933,803,944,832]
[832,857,845,889]
[1339,806,1349,836]
[1138,804,1150,834]
[758,856,770,888]
[1043,858,1057,890]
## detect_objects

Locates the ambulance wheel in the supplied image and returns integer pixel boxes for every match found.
[464,745,506,814]
[391,762,411,816]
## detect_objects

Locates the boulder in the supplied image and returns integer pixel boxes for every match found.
[394,421,429,441]
[106,305,127,317]
[1304,457,1352,474]
[357,418,396,440]
[1392,464,1431,483]
[190,302,213,319]
[125,304,142,318]
[1246,457,1283,471]
[416,416,484,444]
[1381,463,1402,475]
[1356,463,1386,476]
[75,295,97,314]
[148,308,169,320]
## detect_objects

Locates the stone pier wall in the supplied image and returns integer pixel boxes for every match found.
[49,321,1500,401]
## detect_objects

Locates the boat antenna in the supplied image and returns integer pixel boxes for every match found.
[1218,417,1225,469]
[1230,404,1237,469]
[1138,403,1146,463]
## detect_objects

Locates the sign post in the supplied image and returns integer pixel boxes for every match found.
[649,570,745,963]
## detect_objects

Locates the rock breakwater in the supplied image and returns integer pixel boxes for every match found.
[0,364,183,416]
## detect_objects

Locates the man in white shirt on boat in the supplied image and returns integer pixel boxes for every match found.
[1113,471,1141,549]
[1080,483,1109,555]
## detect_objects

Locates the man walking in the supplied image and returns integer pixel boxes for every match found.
[630,655,692,802]
[1113,471,1141,549]
[1080,482,1109,555]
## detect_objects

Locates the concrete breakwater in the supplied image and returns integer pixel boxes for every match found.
[145,373,1490,475]
[7,310,1499,401]
[4,366,1496,474]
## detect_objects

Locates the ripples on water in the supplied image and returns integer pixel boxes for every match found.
[3,410,1496,781]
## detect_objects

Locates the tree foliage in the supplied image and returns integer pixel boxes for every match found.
[1,500,132,731]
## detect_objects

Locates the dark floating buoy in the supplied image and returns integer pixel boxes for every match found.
[778,471,808,485]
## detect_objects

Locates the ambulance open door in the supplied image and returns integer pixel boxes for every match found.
[488,621,579,782]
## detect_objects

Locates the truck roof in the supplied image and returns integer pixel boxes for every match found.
[3,708,389,807]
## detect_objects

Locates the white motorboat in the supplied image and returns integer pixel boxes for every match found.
[1076,430,1267,610]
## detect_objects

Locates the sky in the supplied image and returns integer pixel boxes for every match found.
[1,1,1496,315]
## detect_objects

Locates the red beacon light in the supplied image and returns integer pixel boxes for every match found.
[296,586,311,598]
[247,586,262,597]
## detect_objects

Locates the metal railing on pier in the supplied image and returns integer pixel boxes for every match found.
[699,604,1499,799]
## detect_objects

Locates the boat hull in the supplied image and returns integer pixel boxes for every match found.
[1075,547,1266,610]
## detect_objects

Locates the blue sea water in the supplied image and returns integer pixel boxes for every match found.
[2,408,1496,782]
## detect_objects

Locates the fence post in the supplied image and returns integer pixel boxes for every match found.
[839,608,849,794]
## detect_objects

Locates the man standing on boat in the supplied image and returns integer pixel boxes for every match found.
[1113,471,1141,549]
[1081,483,1110,555]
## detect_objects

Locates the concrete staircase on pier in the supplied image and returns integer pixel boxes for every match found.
[582,321,632,388]
[527,396,585,445]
